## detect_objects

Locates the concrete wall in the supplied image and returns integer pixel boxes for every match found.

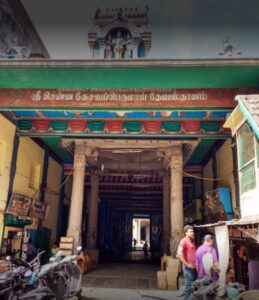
[216,139,236,210]
[203,139,237,211]
[203,159,214,193]
[240,187,259,218]
[0,126,63,249]
[43,157,62,244]
[13,137,44,198]
[12,137,45,232]
[0,115,15,248]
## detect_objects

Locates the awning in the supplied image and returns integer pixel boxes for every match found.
[4,214,33,228]
[194,217,259,243]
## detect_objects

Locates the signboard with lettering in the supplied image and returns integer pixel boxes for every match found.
[30,201,49,221]
[0,88,258,109]
[6,194,32,217]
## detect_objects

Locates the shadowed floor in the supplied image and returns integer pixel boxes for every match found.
[83,263,159,289]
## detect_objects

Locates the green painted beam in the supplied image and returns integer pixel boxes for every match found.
[188,139,216,165]
[1,66,259,88]
[41,136,73,163]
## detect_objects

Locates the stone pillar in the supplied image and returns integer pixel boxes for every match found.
[67,141,86,251]
[162,170,171,254]
[87,173,99,249]
[168,146,184,257]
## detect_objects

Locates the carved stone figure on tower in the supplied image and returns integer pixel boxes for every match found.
[113,31,124,59]
[104,34,113,59]
[124,33,134,59]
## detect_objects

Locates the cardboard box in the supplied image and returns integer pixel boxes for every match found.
[157,271,167,289]
[60,236,74,243]
[166,270,178,290]
[166,258,179,269]
[59,236,74,256]
[59,242,73,250]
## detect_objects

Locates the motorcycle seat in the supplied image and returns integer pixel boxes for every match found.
[38,262,59,277]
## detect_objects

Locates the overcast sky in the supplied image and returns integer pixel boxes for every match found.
[21,0,259,59]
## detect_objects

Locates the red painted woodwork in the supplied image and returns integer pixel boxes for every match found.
[181,120,200,133]
[106,120,124,133]
[68,119,87,132]
[143,121,162,133]
[33,119,50,132]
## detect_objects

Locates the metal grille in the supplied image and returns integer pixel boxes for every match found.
[238,122,255,167]
[240,161,256,194]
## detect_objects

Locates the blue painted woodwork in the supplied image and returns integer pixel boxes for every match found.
[124,112,161,118]
[171,111,207,118]
[91,111,117,118]
[209,111,228,118]
[11,109,229,120]
[14,111,39,117]
[42,111,74,118]
[217,187,234,220]
[79,112,92,117]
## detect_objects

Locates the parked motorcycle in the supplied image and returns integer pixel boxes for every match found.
[0,246,83,300]
[0,251,55,300]
[190,267,223,300]
[36,246,83,300]
[0,265,26,300]
[59,253,83,299]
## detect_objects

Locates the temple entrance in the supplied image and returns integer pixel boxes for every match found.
[0,84,240,280]
[132,216,150,250]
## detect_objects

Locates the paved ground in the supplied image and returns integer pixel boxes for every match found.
[83,263,158,289]
[82,287,183,300]
[82,263,184,300]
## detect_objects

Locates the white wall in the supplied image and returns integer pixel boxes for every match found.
[240,188,259,218]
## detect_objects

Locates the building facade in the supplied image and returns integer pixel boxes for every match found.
[0,0,259,288]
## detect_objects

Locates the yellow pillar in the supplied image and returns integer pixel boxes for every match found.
[67,141,86,250]
[169,146,184,256]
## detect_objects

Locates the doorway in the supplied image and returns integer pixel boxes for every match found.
[132,216,150,250]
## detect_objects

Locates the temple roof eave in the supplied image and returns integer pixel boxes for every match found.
[1,61,259,89]
[2,58,259,67]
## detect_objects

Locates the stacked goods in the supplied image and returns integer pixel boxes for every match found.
[59,236,74,256]
[157,256,180,290]
[157,271,167,289]
[166,258,179,290]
